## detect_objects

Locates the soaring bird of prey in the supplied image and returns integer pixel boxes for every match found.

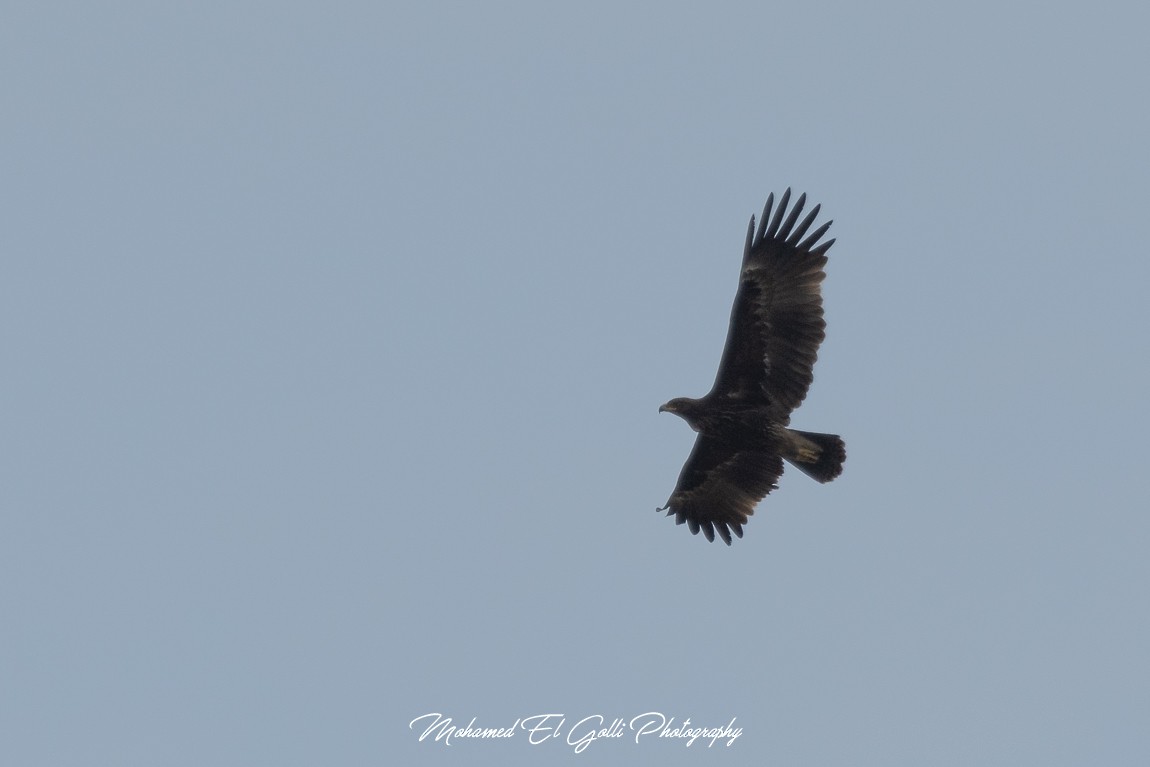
[658,189,845,544]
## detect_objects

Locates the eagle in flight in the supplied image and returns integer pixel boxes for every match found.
[659,189,845,544]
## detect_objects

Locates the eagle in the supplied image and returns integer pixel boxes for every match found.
[658,189,846,544]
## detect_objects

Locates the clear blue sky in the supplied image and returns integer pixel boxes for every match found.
[3,2,1148,765]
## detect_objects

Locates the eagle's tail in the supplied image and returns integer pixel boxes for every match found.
[784,429,846,483]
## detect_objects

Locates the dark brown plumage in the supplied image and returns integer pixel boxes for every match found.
[658,189,845,544]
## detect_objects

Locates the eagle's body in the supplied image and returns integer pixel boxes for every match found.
[659,189,845,544]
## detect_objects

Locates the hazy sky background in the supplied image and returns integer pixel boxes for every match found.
[3,2,1148,765]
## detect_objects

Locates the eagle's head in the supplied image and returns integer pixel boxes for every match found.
[659,397,704,431]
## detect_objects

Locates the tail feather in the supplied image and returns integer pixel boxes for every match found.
[785,429,846,483]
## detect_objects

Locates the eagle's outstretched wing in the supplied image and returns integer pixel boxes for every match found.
[658,435,784,545]
[708,189,835,416]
